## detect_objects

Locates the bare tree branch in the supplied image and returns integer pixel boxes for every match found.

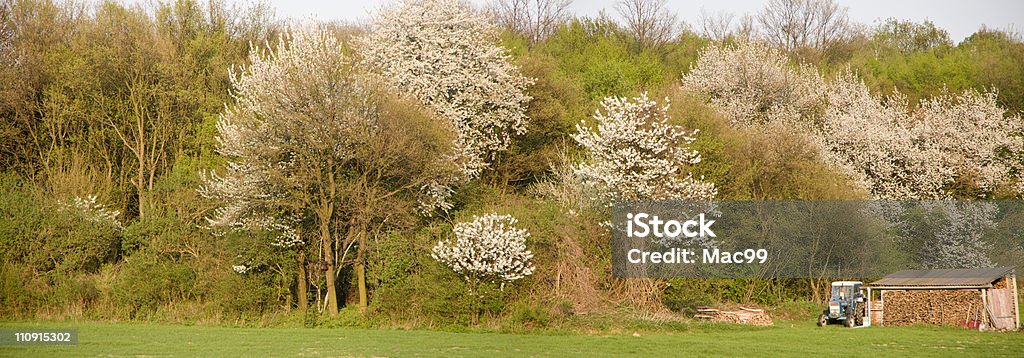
[757,0,851,51]
[615,0,678,49]
[492,0,572,43]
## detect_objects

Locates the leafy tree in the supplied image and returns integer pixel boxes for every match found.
[959,29,1024,113]
[872,18,952,54]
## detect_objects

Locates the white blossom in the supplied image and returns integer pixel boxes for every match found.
[817,75,1024,199]
[816,73,949,199]
[680,41,824,128]
[57,194,123,230]
[914,90,1024,196]
[681,41,1024,199]
[356,0,533,179]
[431,213,536,283]
[572,93,717,201]
[917,201,997,269]
[201,25,363,244]
[232,265,250,274]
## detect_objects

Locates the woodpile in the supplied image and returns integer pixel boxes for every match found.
[882,289,984,327]
[992,276,1008,289]
[694,306,773,326]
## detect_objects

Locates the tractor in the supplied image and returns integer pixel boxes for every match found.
[817,281,869,328]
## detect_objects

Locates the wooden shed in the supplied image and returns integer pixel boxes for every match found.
[866,267,1019,331]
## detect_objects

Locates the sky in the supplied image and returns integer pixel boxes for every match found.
[251,0,1024,43]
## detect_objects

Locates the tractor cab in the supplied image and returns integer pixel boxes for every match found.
[818,281,869,328]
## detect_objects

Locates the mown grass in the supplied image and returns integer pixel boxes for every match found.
[1,320,1021,357]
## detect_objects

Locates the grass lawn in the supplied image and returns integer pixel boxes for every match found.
[1,320,1022,357]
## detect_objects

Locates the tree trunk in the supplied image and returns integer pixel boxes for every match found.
[297,249,308,312]
[356,262,367,309]
[356,230,368,309]
[322,218,339,316]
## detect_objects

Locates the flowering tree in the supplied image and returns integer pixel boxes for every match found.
[356,0,533,179]
[572,93,717,201]
[914,90,1024,197]
[816,73,949,199]
[817,74,1024,200]
[432,213,536,285]
[432,213,534,323]
[203,26,458,315]
[682,42,1024,200]
[680,41,824,127]
[916,201,997,269]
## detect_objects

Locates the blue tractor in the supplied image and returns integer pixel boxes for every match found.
[817,281,869,328]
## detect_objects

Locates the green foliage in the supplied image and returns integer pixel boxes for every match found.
[662,89,865,200]
[873,18,953,54]
[112,250,196,318]
[369,224,510,326]
[536,18,668,100]
[848,20,1024,113]
[212,269,279,318]
[0,172,121,274]
[959,29,1024,113]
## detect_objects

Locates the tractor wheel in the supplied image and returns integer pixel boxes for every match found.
[844,316,854,327]
[817,313,828,327]
[854,309,864,327]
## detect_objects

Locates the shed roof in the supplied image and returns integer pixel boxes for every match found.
[868,266,1015,289]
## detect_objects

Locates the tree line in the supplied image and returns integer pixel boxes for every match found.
[1,0,1022,326]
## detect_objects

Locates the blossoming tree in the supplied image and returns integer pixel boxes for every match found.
[681,41,1024,268]
[356,0,533,180]
[432,213,535,285]
[572,93,717,201]
[680,41,824,127]
[203,26,459,315]
[432,213,535,322]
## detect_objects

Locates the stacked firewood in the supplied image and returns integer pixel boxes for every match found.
[694,306,773,326]
[882,289,983,326]
[992,277,1009,289]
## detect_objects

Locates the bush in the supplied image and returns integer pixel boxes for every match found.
[112,251,196,318]
[213,271,278,318]
[0,173,121,274]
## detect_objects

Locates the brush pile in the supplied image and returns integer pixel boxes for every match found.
[694,306,773,326]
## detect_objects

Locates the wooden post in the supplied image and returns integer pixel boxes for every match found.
[1012,272,1020,331]
[879,290,885,327]
[981,288,988,331]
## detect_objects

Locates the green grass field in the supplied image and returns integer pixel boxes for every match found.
[1,321,1022,357]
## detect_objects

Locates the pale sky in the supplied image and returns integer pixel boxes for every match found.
[253,0,1023,42]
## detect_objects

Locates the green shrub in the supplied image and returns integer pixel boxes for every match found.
[213,270,278,318]
[0,173,120,274]
[112,251,196,318]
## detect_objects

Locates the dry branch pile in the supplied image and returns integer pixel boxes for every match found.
[694,306,773,326]
[882,289,984,326]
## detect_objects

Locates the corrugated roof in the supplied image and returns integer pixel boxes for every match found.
[868,266,1015,288]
